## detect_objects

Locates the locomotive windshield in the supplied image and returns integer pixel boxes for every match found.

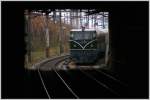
[70,31,96,40]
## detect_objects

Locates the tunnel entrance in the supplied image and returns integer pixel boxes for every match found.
[2,1,148,99]
[24,9,109,70]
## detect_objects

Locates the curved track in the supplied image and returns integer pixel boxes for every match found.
[34,55,128,98]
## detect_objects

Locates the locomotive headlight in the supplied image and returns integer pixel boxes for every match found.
[71,34,74,38]
[93,34,96,38]
[73,44,77,47]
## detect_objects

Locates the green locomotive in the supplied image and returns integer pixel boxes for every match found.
[69,28,106,64]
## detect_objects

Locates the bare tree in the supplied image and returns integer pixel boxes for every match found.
[76,10,79,29]
[94,14,97,28]
[103,12,105,29]
[53,9,56,24]
[87,9,89,29]
[44,11,50,58]
[70,9,72,27]
[59,9,63,55]
[80,9,82,27]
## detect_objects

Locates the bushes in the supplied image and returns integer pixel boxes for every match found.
[25,14,71,68]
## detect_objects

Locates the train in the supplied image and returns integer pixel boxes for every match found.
[69,28,108,64]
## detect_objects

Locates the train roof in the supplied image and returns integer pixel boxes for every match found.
[96,28,108,34]
[70,28,108,32]
[70,29,96,32]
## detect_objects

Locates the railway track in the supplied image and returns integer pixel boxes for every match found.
[33,55,128,98]
[37,55,76,99]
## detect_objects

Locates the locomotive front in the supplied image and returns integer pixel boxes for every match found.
[69,29,99,64]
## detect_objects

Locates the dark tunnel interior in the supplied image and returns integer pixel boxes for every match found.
[2,1,149,99]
